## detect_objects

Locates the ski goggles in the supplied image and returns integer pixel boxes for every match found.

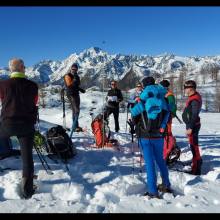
[184,85,195,89]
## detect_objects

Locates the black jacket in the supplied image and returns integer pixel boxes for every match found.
[64,73,81,97]
[0,78,38,125]
[182,92,202,129]
[106,88,123,109]
[133,110,168,138]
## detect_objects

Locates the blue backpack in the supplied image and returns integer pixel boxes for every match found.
[131,84,168,120]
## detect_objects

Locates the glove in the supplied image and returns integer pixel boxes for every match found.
[79,88,86,93]
[127,119,135,134]
[135,97,141,102]
[159,128,165,133]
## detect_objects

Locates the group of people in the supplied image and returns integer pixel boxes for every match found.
[0,58,202,200]
[128,76,202,198]
[64,63,124,135]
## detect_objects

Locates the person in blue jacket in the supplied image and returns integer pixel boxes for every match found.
[127,82,143,109]
[131,76,172,198]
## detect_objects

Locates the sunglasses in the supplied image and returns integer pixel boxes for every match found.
[184,85,194,89]
[137,85,142,87]
[111,83,116,85]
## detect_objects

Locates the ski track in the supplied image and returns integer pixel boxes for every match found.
[1,95,220,212]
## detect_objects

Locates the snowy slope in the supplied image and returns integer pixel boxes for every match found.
[1,91,220,213]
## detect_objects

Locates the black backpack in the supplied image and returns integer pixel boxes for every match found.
[46,125,77,160]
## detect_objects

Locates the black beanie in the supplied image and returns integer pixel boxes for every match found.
[142,76,155,87]
[71,63,79,69]
[184,80,197,89]
[160,79,170,88]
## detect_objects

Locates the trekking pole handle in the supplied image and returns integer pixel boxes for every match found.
[136,99,147,130]
[173,113,183,124]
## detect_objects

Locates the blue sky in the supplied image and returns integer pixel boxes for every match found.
[0,6,220,67]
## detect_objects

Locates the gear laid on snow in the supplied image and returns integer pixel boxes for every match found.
[91,112,119,149]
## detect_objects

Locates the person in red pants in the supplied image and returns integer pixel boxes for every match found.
[182,80,202,175]
[160,80,177,162]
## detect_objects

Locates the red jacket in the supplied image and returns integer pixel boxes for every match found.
[182,92,202,129]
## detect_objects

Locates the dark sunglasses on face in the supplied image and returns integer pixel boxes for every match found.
[184,85,194,89]
[111,83,116,85]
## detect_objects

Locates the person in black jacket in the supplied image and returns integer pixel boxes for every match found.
[105,80,123,132]
[0,58,38,199]
[64,63,85,137]
[182,80,202,175]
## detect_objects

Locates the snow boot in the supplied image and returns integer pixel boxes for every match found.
[157,184,173,193]
[191,158,203,175]
[75,127,83,132]
[143,192,161,199]
[20,177,35,199]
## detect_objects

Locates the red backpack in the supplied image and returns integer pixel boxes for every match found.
[91,114,118,148]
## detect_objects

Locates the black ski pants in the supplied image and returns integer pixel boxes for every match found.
[67,95,80,129]
[0,122,35,194]
[105,107,120,132]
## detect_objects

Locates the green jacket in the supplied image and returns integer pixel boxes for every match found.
[166,90,177,116]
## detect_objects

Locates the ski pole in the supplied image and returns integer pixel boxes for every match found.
[49,137,71,176]
[137,138,143,175]
[125,105,129,133]
[131,132,135,178]
[61,88,67,129]
[127,120,135,177]
[172,113,183,124]
[35,108,53,175]
[136,99,148,130]
[34,145,53,175]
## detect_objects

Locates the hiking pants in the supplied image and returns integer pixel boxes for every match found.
[68,95,80,132]
[105,107,120,132]
[163,117,175,160]
[0,123,35,195]
[167,117,173,135]
[188,125,202,174]
[140,138,171,196]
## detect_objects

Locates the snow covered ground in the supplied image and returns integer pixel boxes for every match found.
[1,91,220,213]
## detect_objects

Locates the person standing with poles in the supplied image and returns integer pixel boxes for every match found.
[182,80,202,175]
[126,82,143,132]
[130,76,172,199]
[0,58,38,199]
[64,63,85,138]
[105,80,123,132]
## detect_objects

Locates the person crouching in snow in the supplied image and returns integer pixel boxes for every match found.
[131,76,172,199]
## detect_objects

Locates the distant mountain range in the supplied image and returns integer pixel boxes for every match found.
[1,47,220,91]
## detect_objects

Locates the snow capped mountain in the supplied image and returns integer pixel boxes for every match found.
[1,47,220,92]
[25,60,62,84]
